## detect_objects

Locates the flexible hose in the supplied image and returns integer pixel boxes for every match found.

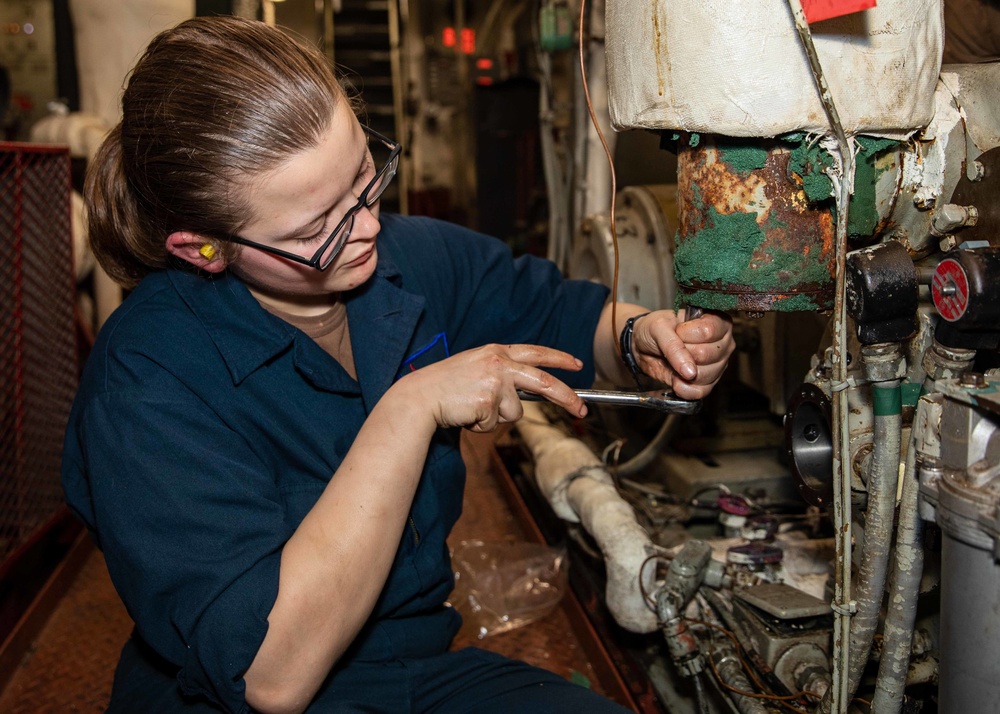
[842,378,902,703]
[870,397,927,713]
[616,413,681,477]
[870,375,958,712]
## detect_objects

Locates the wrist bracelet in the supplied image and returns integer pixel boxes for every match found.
[619,312,650,389]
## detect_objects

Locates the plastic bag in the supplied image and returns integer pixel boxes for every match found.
[449,540,568,640]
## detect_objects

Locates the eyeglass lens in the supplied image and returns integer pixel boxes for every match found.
[317,146,399,269]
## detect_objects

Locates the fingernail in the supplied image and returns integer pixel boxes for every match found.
[682,363,697,380]
[574,358,584,368]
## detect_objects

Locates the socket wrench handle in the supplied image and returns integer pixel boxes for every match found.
[517,305,710,415]
[517,388,701,415]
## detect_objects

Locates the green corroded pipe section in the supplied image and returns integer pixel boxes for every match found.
[672,133,899,313]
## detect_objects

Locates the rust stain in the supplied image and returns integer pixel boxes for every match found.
[677,139,836,310]
[652,5,665,98]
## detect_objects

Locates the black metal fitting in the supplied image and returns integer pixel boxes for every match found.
[845,239,918,345]
[784,383,834,508]
[932,247,1000,350]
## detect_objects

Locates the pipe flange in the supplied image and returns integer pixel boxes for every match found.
[861,343,905,383]
[922,341,977,380]
[785,384,835,507]
[936,469,1000,555]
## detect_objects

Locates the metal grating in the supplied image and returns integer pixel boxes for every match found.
[0,142,77,568]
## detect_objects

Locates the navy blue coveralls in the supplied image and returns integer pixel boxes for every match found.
[62,214,632,713]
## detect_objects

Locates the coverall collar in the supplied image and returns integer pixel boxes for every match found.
[168,254,425,408]
[346,258,426,412]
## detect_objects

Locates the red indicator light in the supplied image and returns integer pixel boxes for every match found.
[460,28,476,54]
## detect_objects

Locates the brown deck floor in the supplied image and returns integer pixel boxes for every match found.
[0,432,607,712]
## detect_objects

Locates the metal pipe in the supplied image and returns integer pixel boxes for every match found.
[515,401,658,632]
[538,51,571,272]
[938,518,1000,711]
[386,0,406,214]
[616,414,681,477]
[576,0,613,221]
[784,3,856,708]
[842,346,903,704]
[655,540,715,679]
[871,396,931,713]
[712,649,771,714]
[692,672,712,714]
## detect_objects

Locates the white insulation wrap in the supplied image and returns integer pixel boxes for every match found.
[605,0,944,138]
[515,402,658,632]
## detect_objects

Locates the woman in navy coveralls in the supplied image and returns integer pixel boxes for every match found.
[61,15,734,714]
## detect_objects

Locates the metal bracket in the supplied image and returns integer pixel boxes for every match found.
[830,600,858,616]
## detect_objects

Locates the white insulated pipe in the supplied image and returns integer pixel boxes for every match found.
[515,401,658,633]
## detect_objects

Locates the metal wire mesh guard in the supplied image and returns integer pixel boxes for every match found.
[0,142,77,568]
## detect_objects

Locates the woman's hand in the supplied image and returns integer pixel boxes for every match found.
[391,344,588,432]
[630,308,735,400]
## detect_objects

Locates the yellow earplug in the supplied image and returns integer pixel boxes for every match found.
[199,244,217,260]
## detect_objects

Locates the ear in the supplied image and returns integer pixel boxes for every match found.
[166,231,227,274]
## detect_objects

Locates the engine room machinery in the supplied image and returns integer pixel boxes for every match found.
[12,0,1000,711]
[509,1,1000,712]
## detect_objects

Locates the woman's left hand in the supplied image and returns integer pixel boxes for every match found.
[630,308,735,400]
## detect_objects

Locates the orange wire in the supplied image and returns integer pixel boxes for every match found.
[688,617,820,713]
[577,0,621,357]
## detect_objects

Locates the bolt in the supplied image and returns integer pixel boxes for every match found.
[913,187,937,209]
[971,160,986,182]
[939,235,958,252]
[932,203,979,235]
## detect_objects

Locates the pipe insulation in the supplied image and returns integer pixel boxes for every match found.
[871,396,933,713]
[843,376,902,703]
[515,401,658,632]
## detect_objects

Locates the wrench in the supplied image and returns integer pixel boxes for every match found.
[517,388,701,414]
[517,305,705,414]
[516,304,708,415]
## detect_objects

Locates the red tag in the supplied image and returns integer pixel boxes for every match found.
[801,0,876,23]
[932,258,970,322]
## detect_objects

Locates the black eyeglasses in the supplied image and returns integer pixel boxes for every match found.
[221,125,401,271]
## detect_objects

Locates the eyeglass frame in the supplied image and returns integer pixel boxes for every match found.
[218,124,401,271]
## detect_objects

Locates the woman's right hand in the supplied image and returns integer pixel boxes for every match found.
[390,343,588,432]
